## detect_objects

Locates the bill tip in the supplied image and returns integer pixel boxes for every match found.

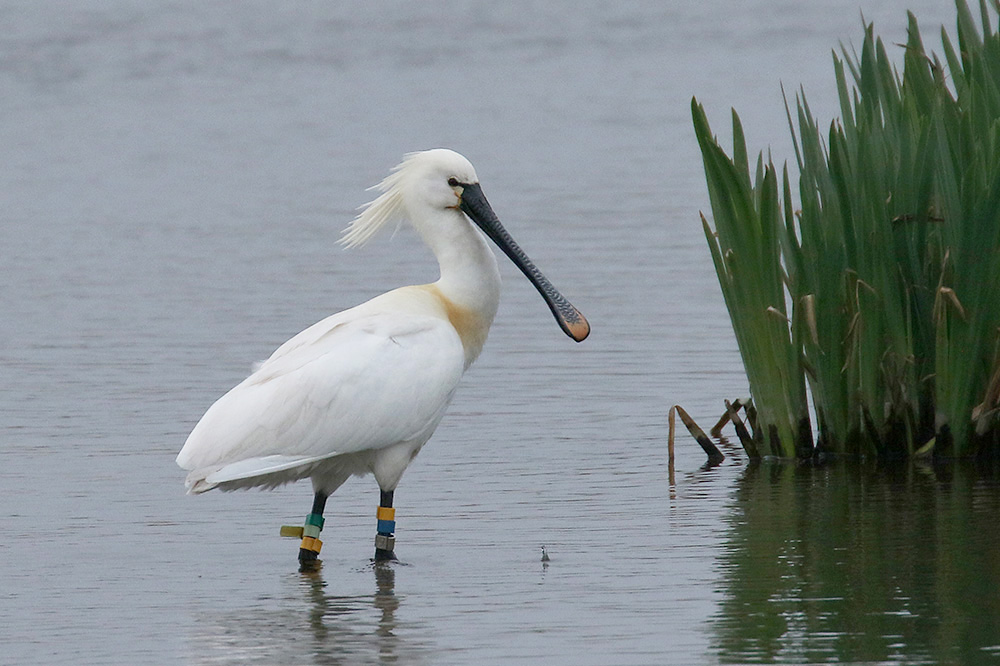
[562,312,590,342]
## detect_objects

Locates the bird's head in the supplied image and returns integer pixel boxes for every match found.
[342,148,478,248]
[342,149,589,342]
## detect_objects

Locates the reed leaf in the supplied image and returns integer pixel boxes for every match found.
[693,101,812,458]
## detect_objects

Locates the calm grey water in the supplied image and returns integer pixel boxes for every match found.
[1,1,982,664]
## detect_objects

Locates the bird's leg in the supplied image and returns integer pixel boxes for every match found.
[374,489,397,561]
[297,491,327,569]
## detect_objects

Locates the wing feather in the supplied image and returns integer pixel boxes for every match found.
[177,311,464,491]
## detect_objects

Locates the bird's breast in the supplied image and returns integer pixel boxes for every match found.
[408,284,493,368]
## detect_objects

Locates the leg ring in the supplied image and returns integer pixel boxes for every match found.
[374,534,395,551]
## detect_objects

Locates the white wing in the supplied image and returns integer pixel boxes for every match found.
[177,310,465,491]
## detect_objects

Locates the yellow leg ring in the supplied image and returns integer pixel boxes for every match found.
[300,536,323,553]
[377,506,396,521]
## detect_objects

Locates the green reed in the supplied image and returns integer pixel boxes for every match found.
[693,0,1000,458]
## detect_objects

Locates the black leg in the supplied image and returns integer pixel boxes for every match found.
[298,491,328,569]
[374,489,397,561]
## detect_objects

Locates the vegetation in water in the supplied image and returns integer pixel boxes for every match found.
[692,0,1000,459]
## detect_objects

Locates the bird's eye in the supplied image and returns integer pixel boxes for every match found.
[447,177,461,187]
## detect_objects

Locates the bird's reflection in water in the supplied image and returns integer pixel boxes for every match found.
[190,561,431,665]
[372,561,400,643]
[300,560,403,661]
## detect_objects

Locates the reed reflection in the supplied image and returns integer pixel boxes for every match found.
[712,461,1000,664]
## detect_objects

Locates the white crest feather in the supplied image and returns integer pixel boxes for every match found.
[340,153,420,249]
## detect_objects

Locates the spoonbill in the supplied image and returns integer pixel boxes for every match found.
[176,148,589,567]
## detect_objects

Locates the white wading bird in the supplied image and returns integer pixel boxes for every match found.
[176,149,589,567]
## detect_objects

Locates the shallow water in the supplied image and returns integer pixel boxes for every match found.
[0,1,983,664]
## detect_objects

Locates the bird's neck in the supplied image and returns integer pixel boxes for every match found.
[418,209,501,366]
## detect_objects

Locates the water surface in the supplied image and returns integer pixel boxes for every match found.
[0,1,978,664]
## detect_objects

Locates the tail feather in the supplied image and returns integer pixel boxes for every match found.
[183,452,341,494]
